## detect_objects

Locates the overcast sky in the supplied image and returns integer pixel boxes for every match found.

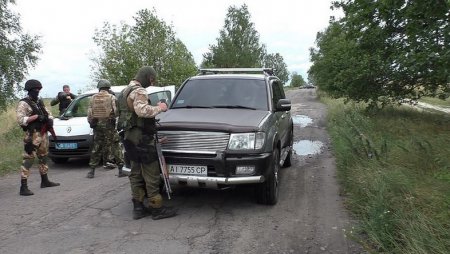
[13,0,337,97]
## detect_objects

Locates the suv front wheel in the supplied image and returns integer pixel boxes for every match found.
[256,147,280,205]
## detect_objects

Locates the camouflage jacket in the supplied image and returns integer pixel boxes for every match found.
[16,96,53,127]
[126,80,163,118]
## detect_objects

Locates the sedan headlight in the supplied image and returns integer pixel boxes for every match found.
[228,132,265,150]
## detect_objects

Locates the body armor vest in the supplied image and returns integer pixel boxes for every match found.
[91,92,113,119]
[117,85,156,135]
[20,98,48,132]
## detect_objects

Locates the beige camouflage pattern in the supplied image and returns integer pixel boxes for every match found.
[16,96,52,180]
[126,80,162,118]
[16,99,53,127]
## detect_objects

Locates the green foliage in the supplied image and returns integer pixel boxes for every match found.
[263,53,289,84]
[0,125,22,175]
[202,4,289,81]
[0,0,41,112]
[310,0,450,108]
[324,95,450,253]
[289,72,306,87]
[91,8,197,88]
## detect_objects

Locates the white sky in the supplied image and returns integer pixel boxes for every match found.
[13,0,337,97]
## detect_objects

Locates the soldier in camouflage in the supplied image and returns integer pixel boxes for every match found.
[16,79,60,196]
[86,79,126,178]
[118,66,177,220]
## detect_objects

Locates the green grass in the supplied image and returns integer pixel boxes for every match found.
[322,95,450,253]
[0,99,57,175]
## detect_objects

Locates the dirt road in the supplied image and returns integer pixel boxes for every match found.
[0,89,364,254]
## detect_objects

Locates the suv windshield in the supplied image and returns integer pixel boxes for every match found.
[172,78,268,110]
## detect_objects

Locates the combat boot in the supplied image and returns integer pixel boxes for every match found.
[117,167,129,178]
[132,199,150,220]
[151,206,178,220]
[86,168,95,178]
[40,174,60,188]
[20,179,34,196]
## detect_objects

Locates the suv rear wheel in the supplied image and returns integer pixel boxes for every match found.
[256,147,280,205]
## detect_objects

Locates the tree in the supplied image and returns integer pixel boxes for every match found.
[0,0,41,111]
[290,72,306,87]
[309,0,450,108]
[91,9,197,88]
[263,53,289,84]
[202,4,289,78]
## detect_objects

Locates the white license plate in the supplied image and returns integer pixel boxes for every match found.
[168,165,207,176]
[55,143,78,150]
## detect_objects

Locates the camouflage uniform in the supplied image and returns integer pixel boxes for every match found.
[17,79,60,196]
[86,90,118,178]
[119,66,177,220]
[103,128,124,170]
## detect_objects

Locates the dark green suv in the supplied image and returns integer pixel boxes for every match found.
[158,68,293,205]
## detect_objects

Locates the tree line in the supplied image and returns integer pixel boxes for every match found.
[0,2,303,112]
[309,0,450,108]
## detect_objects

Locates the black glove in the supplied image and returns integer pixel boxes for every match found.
[37,114,48,122]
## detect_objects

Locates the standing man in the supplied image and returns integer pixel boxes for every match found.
[86,79,125,178]
[16,79,60,196]
[51,84,76,115]
[118,66,177,220]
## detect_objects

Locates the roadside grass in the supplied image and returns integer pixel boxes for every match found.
[321,95,450,253]
[420,97,450,108]
[0,99,57,176]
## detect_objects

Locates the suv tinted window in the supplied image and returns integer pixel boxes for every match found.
[172,78,268,110]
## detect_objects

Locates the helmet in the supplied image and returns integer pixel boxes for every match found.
[97,79,111,89]
[24,79,42,91]
[134,66,157,88]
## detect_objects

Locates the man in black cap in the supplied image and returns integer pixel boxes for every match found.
[16,79,60,196]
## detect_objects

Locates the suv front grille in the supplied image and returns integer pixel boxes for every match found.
[159,131,229,154]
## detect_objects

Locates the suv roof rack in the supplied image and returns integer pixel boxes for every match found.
[198,68,275,76]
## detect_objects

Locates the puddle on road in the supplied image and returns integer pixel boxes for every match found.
[292,115,313,127]
[293,140,323,156]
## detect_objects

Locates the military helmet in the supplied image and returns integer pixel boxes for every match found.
[24,79,43,91]
[134,66,157,88]
[97,79,111,89]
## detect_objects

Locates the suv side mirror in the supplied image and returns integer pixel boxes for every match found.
[276,99,291,111]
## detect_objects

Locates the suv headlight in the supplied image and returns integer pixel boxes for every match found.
[228,132,265,150]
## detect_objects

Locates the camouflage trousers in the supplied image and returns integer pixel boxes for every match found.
[103,130,124,168]
[129,160,163,208]
[89,125,116,169]
[21,130,49,179]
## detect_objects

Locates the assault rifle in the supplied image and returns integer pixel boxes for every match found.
[155,107,172,199]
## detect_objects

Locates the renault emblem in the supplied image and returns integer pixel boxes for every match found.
[67,127,72,133]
